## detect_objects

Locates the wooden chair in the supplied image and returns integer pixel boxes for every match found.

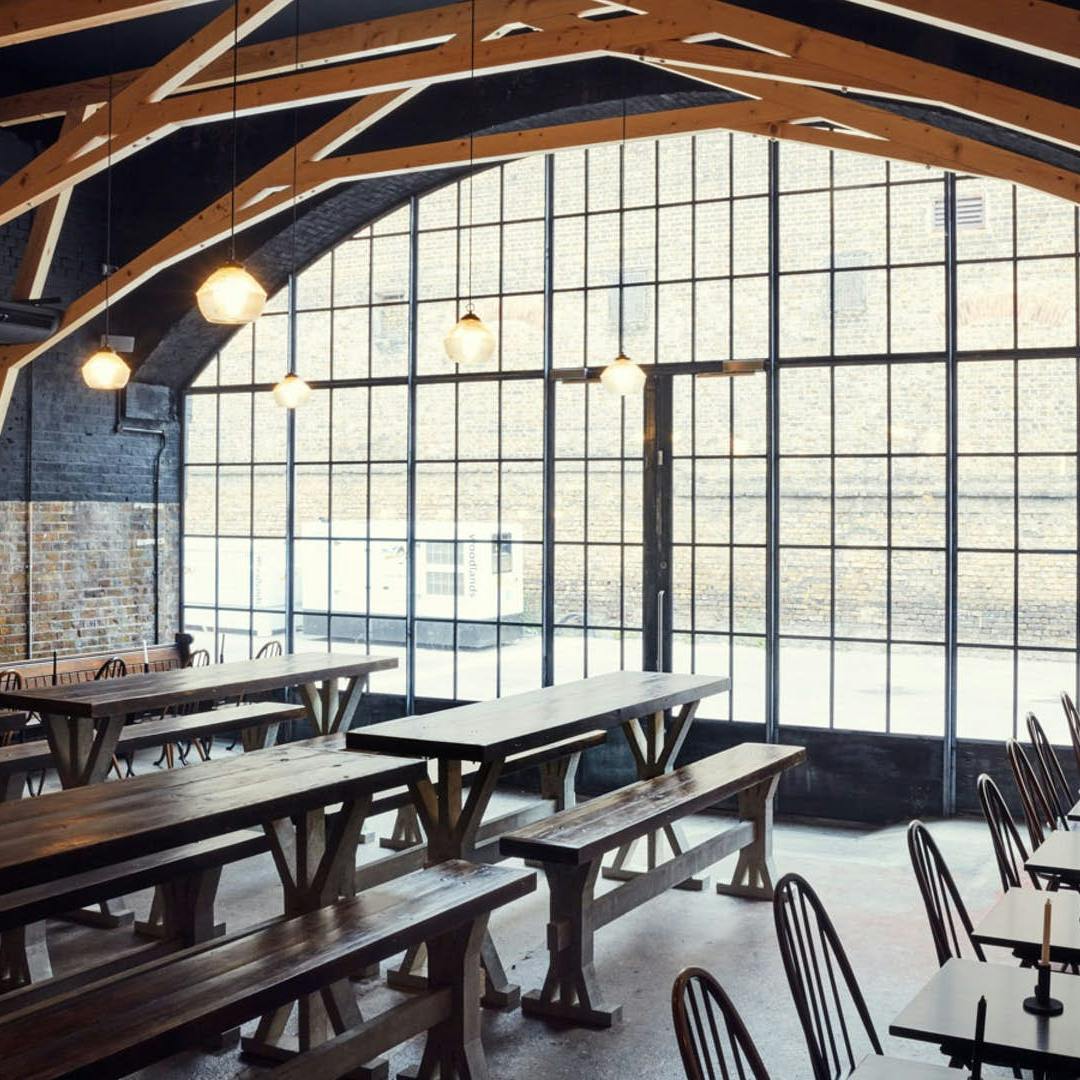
[229,639,284,748]
[977,773,1040,892]
[773,873,882,1080]
[1062,691,1080,776]
[1006,738,1059,850]
[907,821,985,967]
[94,657,132,780]
[1027,712,1074,829]
[0,671,22,748]
[672,967,771,1080]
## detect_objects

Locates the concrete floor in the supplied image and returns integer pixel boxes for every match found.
[43,775,1010,1080]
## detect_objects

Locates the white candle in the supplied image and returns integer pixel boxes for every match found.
[142,640,150,668]
[1042,897,1052,965]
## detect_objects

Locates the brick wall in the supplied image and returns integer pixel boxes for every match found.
[0,129,181,663]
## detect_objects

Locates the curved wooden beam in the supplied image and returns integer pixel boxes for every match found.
[843,0,1080,67]
[0,0,219,48]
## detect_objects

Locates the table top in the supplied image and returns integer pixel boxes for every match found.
[0,745,423,892]
[972,888,1080,962]
[1026,829,1080,881]
[0,652,397,718]
[891,957,1080,1073]
[1067,795,1080,822]
[848,1056,961,1079]
[345,670,731,763]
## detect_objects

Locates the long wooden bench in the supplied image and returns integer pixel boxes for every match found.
[0,830,269,1000]
[0,701,304,800]
[0,861,535,1080]
[499,742,805,1028]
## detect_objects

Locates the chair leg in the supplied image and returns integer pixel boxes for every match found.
[27,770,45,797]
[110,754,124,781]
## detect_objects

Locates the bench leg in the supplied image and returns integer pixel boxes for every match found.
[399,915,491,1080]
[381,804,425,851]
[538,750,582,811]
[521,861,621,1029]
[716,775,780,900]
[0,922,51,990]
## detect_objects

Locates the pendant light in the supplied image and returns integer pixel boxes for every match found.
[272,0,311,408]
[445,0,495,366]
[83,69,130,391]
[600,87,645,398]
[196,0,266,325]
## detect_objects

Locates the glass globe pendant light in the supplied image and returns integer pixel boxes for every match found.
[445,0,495,366]
[196,0,266,326]
[272,0,311,409]
[600,86,645,398]
[83,70,130,391]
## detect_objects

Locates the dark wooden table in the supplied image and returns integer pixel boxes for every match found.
[972,888,1080,964]
[891,957,1080,1075]
[849,1057,963,1079]
[346,670,730,1006]
[1026,830,1080,887]
[1066,796,1080,822]
[0,651,396,789]
[0,743,423,1060]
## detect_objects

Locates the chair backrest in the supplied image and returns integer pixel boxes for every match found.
[672,967,771,1080]
[977,773,1038,892]
[94,656,127,681]
[907,821,985,966]
[1006,738,1057,849]
[0,669,22,692]
[255,640,282,660]
[773,873,882,1080]
[1027,712,1073,829]
[1063,691,1080,773]
[187,648,210,668]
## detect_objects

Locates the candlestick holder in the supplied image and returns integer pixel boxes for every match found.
[1023,961,1063,1016]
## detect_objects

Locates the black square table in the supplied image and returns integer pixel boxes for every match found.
[972,887,1080,965]
[891,957,1080,1075]
[1026,830,1080,887]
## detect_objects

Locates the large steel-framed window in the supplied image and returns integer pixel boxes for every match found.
[774,145,950,735]
[182,130,1080,809]
[953,174,1080,745]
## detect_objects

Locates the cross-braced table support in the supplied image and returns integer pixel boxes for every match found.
[242,795,387,1075]
[40,713,134,929]
[301,673,370,736]
[388,760,520,1011]
[602,702,705,890]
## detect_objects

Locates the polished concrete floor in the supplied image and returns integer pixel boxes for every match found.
[42,767,1009,1079]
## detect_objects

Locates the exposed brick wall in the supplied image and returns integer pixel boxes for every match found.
[0,129,181,662]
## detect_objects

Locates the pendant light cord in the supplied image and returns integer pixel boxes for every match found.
[229,0,239,261]
[289,0,301,377]
[466,0,476,314]
[104,69,114,341]
[617,74,627,356]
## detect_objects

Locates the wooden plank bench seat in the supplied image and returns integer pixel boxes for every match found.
[0,860,535,1080]
[0,701,305,800]
[499,742,806,1028]
[0,830,270,999]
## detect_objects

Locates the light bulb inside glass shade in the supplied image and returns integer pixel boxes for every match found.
[444,310,496,365]
[82,345,130,390]
[196,261,267,325]
[272,372,312,409]
[600,352,646,397]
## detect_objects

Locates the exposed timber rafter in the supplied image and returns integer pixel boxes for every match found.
[644,58,1080,205]
[0,0,293,230]
[1,0,1076,160]
[11,105,95,300]
[0,0,219,48]
[0,0,723,228]
[842,0,1080,68]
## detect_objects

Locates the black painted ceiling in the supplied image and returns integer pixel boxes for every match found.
[0,0,1077,389]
